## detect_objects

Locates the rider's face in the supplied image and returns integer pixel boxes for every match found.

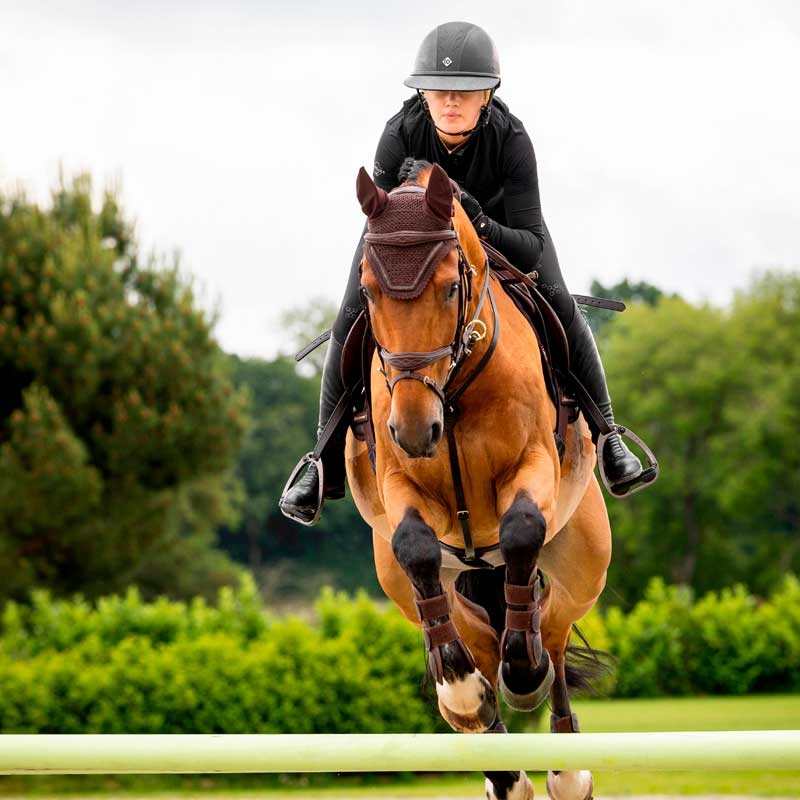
[423,90,487,136]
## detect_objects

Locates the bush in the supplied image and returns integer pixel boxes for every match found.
[1,575,798,734]
[604,579,694,697]
[0,580,439,734]
[0,574,268,658]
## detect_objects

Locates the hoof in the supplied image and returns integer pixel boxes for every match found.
[485,771,534,800]
[498,650,555,711]
[546,769,593,800]
[437,669,498,733]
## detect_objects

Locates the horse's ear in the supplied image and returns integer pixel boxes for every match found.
[425,163,454,221]
[356,167,388,219]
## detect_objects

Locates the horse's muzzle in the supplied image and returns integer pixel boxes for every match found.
[388,414,443,458]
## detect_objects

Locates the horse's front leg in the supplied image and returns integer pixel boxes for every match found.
[392,507,498,732]
[497,487,555,711]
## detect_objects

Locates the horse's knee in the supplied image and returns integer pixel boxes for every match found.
[392,508,441,593]
[500,492,546,579]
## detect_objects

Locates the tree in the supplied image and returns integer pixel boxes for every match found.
[714,272,800,588]
[600,274,800,606]
[0,174,249,601]
[219,347,378,601]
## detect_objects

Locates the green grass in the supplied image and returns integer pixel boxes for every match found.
[569,694,800,734]
[541,694,800,797]
[1,695,798,798]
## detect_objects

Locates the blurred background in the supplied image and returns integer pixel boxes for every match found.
[0,1,798,795]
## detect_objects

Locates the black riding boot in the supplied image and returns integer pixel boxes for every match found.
[279,336,348,525]
[564,307,643,491]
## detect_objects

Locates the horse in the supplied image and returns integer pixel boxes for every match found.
[345,160,611,800]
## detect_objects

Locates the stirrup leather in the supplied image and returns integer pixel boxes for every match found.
[597,424,659,498]
[279,452,324,526]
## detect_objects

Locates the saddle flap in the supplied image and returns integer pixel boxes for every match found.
[340,309,377,465]
[340,309,370,389]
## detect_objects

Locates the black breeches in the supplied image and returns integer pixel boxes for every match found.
[331,218,576,344]
[332,237,365,345]
[533,220,577,326]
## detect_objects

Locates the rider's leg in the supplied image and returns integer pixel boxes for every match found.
[279,237,364,524]
[536,222,642,487]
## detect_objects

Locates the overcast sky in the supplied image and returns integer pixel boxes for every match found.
[2,1,798,358]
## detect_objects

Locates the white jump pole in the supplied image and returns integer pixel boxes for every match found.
[0,731,798,774]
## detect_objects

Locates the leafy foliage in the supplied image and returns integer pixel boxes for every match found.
[1,578,798,734]
[0,581,441,734]
[0,174,248,601]
[600,272,800,605]
[218,352,377,599]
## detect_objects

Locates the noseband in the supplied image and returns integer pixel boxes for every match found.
[362,213,492,405]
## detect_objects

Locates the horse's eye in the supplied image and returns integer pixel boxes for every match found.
[446,281,459,301]
[360,286,373,305]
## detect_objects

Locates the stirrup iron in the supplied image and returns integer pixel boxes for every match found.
[597,424,659,498]
[279,452,324,526]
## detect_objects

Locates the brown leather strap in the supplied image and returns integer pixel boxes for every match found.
[363,229,457,246]
[415,592,450,621]
[551,712,581,733]
[423,619,460,650]
[502,573,544,667]
[505,582,534,606]
[505,606,542,633]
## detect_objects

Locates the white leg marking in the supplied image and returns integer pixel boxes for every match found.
[546,769,593,800]
[485,771,534,800]
[435,669,488,715]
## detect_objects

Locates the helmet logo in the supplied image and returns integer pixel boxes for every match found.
[442,56,453,67]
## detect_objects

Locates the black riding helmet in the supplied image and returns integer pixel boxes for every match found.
[405,22,500,138]
[404,21,501,91]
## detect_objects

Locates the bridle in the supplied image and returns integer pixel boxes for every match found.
[361,184,501,565]
[361,203,496,408]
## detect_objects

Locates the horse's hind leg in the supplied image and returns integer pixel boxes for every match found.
[482,720,535,800]
[497,490,554,711]
[538,479,611,800]
[450,588,534,800]
[391,509,498,732]
[542,622,594,800]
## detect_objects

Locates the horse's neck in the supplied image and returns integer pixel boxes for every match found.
[462,268,548,399]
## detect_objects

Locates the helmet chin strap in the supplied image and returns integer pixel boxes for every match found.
[418,89,495,138]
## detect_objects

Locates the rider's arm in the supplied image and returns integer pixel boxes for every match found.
[482,129,545,272]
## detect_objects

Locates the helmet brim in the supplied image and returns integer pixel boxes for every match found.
[404,74,500,91]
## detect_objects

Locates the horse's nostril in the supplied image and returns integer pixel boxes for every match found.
[388,422,398,443]
[431,420,443,443]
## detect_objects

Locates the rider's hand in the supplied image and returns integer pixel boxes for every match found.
[459,188,483,223]
[461,189,492,239]
[460,189,494,241]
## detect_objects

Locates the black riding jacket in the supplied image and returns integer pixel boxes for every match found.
[372,94,545,272]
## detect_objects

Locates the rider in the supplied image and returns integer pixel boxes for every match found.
[281,21,647,524]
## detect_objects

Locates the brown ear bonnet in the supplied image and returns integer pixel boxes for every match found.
[357,164,458,300]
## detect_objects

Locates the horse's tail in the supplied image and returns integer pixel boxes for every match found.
[455,567,614,693]
[564,623,615,693]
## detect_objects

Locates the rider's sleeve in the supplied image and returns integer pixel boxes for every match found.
[483,129,545,272]
[372,111,408,192]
